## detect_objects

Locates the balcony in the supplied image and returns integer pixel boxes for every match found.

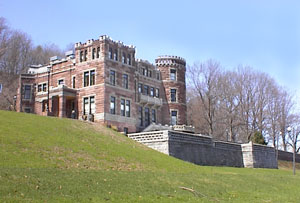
[139,93,162,107]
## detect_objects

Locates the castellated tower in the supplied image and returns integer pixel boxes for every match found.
[156,56,187,125]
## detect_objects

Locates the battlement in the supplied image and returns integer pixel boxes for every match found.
[75,35,136,50]
[155,55,186,67]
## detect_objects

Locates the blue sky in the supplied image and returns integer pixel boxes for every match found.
[1,0,299,107]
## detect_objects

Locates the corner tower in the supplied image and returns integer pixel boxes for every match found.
[156,56,187,125]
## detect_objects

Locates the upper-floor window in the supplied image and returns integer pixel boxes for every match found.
[110,96,116,114]
[120,99,125,116]
[149,70,152,78]
[109,47,113,59]
[80,51,83,62]
[122,74,128,89]
[170,69,176,81]
[155,88,159,98]
[37,84,42,92]
[127,54,131,65]
[125,100,130,117]
[171,110,177,125]
[110,70,116,85]
[97,47,100,58]
[24,85,31,99]
[58,79,64,85]
[156,72,160,80]
[84,50,88,61]
[42,83,47,92]
[171,89,177,102]
[114,49,118,61]
[143,85,149,95]
[84,70,95,87]
[122,53,126,64]
[92,48,96,59]
[150,87,154,97]
[138,83,143,93]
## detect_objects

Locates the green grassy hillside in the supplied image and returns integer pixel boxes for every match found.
[1,110,300,202]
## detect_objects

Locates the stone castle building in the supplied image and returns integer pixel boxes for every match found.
[16,35,187,133]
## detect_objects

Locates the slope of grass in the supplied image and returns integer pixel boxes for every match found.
[1,110,300,202]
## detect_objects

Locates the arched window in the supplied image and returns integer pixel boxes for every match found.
[127,54,131,65]
[97,47,100,58]
[84,50,87,61]
[80,51,83,62]
[92,48,96,60]
[114,49,118,61]
[122,52,126,63]
[109,47,113,59]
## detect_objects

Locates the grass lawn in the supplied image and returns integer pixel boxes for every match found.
[1,110,300,202]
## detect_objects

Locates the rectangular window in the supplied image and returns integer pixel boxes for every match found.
[127,54,131,65]
[149,70,152,78]
[152,109,156,123]
[155,88,159,98]
[58,79,64,85]
[90,96,95,114]
[24,85,31,99]
[171,111,177,125]
[125,100,130,117]
[83,97,89,115]
[170,69,176,81]
[84,71,89,87]
[92,48,95,60]
[156,72,160,80]
[122,53,126,63]
[72,76,76,88]
[143,85,149,95]
[90,70,95,86]
[150,87,154,97]
[171,89,177,102]
[110,96,116,114]
[120,99,125,116]
[145,107,150,127]
[109,48,113,59]
[43,83,47,92]
[122,74,128,89]
[80,51,83,62]
[139,106,143,127]
[114,49,118,61]
[38,84,42,92]
[138,83,143,93]
[142,68,146,76]
[110,70,115,85]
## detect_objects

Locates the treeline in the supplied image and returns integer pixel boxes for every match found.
[0,17,70,110]
[187,60,299,151]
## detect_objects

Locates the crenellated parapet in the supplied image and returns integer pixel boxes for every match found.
[155,55,186,67]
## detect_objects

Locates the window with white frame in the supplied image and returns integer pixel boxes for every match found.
[155,88,159,98]
[37,84,42,92]
[138,83,143,93]
[84,70,95,87]
[83,96,95,115]
[42,83,47,92]
[150,87,154,97]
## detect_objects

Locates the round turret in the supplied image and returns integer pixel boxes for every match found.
[156,55,187,125]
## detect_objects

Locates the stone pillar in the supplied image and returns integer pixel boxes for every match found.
[58,95,66,117]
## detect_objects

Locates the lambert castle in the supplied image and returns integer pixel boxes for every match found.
[16,35,187,133]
